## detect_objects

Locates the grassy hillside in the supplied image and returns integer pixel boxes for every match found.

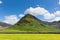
[2,14,60,32]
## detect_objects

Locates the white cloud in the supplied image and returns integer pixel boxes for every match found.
[0,0,3,4]
[44,10,60,21]
[3,15,19,25]
[54,17,60,21]
[25,7,55,19]
[44,13,55,19]
[25,7,49,16]
[54,11,60,16]
[59,0,60,4]
[19,14,24,17]
[49,17,60,22]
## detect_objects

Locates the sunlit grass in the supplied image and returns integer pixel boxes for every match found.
[0,34,60,40]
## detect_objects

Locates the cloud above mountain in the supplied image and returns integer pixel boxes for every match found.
[25,7,60,22]
[25,7,55,19]
[25,7,54,19]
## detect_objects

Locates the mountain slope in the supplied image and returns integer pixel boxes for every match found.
[3,14,60,32]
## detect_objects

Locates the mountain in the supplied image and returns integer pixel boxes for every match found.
[0,22,11,29]
[5,14,60,32]
[46,21,60,29]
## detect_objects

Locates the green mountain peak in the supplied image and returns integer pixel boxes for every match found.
[4,14,60,32]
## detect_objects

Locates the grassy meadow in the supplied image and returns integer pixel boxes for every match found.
[0,34,60,40]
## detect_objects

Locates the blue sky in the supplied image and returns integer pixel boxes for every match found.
[0,0,60,24]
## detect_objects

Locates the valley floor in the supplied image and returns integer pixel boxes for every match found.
[0,34,60,40]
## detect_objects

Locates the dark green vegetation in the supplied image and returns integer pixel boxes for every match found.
[3,14,60,32]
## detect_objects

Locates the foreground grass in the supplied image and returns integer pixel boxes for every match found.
[0,34,60,40]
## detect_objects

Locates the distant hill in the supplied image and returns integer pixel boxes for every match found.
[46,21,60,29]
[4,14,60,32]
[0,22,11,29]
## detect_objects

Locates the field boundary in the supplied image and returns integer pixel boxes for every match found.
[0,32,60,34]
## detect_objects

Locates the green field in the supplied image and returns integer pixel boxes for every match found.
[0,34,60,40]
